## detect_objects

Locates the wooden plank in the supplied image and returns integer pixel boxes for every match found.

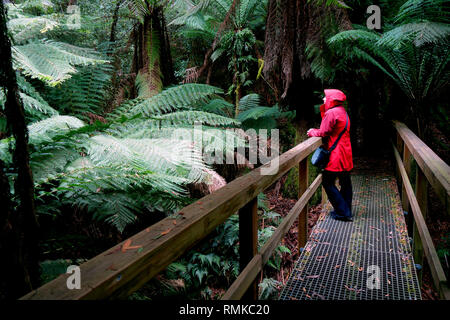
[238,197,258,300]
[439,282,450,300]
[402,144,412,209]
[260,175,322,265]
[22,137,322,300]
[222,174,322,300]
[413,167,428,285]
[402,144,413,234]
[297,159,308,250]
[393,144,448,297]
[394,121,450,215]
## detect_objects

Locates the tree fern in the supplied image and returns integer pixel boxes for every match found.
[109,83,224,118]
[43,63,113,118]
[12,39,109,86]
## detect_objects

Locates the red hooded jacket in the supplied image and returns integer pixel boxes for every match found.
[308,89,353,172]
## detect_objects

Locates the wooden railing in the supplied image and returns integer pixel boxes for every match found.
[393,121,450,300]
[21,137,323,300]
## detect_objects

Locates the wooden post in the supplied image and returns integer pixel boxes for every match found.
[239,197,258,300]
[298,159,308,251]
[413,166,428,285]
[402,143,413,234]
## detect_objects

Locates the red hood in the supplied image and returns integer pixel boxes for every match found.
[320,89,347,117]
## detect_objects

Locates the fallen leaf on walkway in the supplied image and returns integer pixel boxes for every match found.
[161,228,172,236]
[344,285,355,291]
[312,292,325,300]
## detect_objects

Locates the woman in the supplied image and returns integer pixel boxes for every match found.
[307,89,353,221]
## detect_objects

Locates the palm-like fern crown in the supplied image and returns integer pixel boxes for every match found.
[327,0,449,106]
[1,1,247,232]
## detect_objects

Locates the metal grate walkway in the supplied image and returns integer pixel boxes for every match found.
[280,175,422,300]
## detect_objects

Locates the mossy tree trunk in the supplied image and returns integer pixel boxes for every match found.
[132,5,174,98]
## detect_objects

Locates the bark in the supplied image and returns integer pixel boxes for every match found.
[0,1,40,299]
[132,6,174,98]
[109,0,123,43]
[263,0,352,139]
[263,0,351,106]
[195,0,239,83]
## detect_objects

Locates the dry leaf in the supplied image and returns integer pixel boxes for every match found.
[121,239,132,252]
[161,228,172,236]
[106,264,117,271]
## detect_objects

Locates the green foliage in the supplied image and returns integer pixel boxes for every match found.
[110,83,224,118]
[2,82,242,232]
[12,40,109,86]
[43,64,113,119]
[327,0,449,131]
[258,277,282,300]
[39,259,71,285]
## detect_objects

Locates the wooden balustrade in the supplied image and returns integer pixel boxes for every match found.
[21,137,323,300]
[393,121,450,300]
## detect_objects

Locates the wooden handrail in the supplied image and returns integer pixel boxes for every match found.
[393,144,450,300]
[222,174,322,300]
[393,121,450,215]
[392,121,450,300]
[21,137,322,300]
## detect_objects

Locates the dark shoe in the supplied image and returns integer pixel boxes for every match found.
[337,216,353,222]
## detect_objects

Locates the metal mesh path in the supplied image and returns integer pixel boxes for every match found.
[279,175,422,300]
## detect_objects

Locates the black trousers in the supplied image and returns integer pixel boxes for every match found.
[322,170,353,218]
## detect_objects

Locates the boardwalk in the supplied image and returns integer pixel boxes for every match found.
[280,175,422,300]
[22,121,449,300]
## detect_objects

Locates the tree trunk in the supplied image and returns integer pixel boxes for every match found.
[0,1,40,299]
[132,6,174,98]
[263,0,352,137]
[110,0,123,43]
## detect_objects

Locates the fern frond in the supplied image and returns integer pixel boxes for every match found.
[44,64,113,117]
[237,106,280,122]
[7,16,60,44]
[12,40,109,86]
[154,110,240,126]
[110,84,224,118]
[395,0,450,24]
[378,22,450,47]
[28,115,85,145]
[238,93,262,112]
